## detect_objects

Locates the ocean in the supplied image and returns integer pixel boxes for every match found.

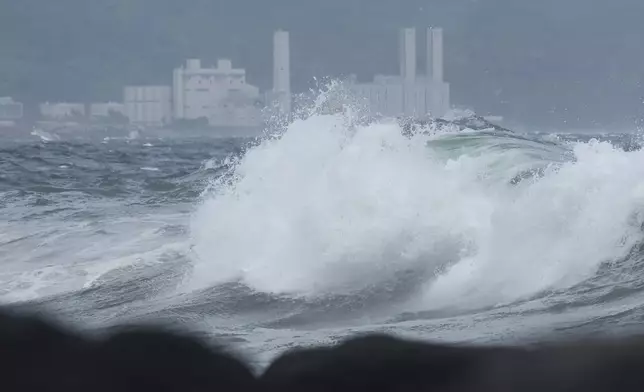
[2,110,644,367]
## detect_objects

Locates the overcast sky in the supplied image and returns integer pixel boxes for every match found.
[1,0,643,127]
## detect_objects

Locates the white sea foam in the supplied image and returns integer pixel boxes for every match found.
[188,93,644,311]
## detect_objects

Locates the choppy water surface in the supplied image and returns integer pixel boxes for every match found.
[2,115,644,365]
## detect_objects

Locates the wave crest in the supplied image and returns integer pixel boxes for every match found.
[188,97,644,316]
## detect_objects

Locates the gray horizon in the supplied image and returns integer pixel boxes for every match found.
[1,0,643,128]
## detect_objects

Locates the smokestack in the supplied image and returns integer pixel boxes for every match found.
[426,27,447,118]
[273,30,291,116]
[399,28,416,82]
[428,27,443,82]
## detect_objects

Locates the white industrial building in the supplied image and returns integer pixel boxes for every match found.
[116,29,291,129]
[172,58,262,127]
[40,102,86,120]
[347,27,450,119]
[123,86,172,126]
[90,102,126,118]
[0,97,23,121]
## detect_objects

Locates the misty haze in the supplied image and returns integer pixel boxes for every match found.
[3,1,644,388]
[1,0,644,128]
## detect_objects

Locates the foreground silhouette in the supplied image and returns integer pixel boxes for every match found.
[3,308,644,392]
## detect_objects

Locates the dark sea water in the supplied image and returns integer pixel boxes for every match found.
[2,117,644,366]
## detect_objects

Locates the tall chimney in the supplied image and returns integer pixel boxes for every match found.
[426,27,447,118]
[399,28,417,82]
[429,27,443,82]
[273,30,291,116]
